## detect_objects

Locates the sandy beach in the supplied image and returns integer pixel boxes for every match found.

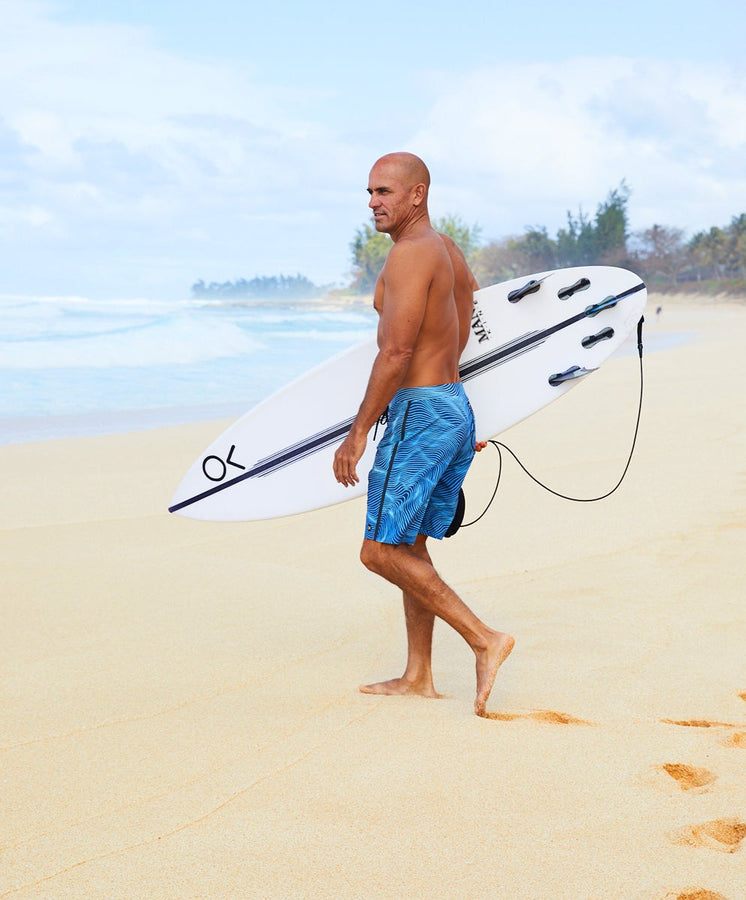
[2,297,745,900]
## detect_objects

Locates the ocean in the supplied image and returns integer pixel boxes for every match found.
[0,294,689,446]
[0,294,377,445]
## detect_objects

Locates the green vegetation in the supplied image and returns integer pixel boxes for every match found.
[349,221,391,293]
[472,191,746,295]
[639,213,746,293]
[191,189,746,301]
[347,184,635,292]
[472,183,633,285]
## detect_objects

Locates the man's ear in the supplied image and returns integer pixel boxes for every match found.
[412,183,426,206]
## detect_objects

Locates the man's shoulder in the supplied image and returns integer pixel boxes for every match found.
[437,231,468,265]
[386,228,447,265]
[383,236,446,289]
[437,231,479,291]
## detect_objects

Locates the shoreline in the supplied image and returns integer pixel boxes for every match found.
[0,401,247,447]
[0,326,690,447]
[0,292,724,447]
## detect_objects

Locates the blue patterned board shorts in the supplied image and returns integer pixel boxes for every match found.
[365,382,476,546]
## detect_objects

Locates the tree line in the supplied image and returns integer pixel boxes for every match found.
[350,183,746,295]
[191,274,324,300]
[192,188,746,300]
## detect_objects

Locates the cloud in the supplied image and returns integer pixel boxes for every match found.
[1,9,331,196]
[0,1,363,295]
[410,57,746,239]
[1,3,745,298]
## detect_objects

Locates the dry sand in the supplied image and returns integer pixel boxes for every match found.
[1,298,745,899]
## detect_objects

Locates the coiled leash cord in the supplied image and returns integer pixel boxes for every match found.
[459,315,646,530]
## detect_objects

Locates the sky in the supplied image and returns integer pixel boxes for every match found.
[1,0,745,299]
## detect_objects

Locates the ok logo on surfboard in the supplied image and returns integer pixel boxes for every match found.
[202,444,245,482]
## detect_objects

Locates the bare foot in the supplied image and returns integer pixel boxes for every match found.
[359,677,439,698]
[475,632,515,717]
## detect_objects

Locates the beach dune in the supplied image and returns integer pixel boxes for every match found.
[1,299,745,899]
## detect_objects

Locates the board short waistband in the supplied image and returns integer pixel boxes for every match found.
[389,382,466,406]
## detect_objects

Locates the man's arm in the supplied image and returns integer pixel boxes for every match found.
[333,241,432,487]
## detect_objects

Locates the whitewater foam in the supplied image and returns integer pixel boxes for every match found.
[0,293,376,442]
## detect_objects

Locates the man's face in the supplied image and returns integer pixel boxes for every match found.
[367,162,415,234]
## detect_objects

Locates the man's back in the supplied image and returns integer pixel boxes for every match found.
[439,232,479,356]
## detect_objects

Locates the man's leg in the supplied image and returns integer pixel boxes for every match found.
[360,538,514,716]
[360,534,438,697]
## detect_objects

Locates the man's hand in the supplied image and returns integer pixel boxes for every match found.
[475,440,488,452]
[333,429,367,487]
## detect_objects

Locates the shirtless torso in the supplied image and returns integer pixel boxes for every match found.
[372,230,478,387]
[333,155,479,487]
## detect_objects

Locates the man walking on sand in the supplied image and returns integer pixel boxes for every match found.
[333,152,514,717]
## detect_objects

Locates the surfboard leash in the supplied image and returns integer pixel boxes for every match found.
[459,315,646,530]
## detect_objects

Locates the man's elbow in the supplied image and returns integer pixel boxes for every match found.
[379,344,414,369]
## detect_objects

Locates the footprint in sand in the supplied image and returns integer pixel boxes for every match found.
[485,709,593,725]
[663,890,727,900]
[661,718,739,729]
[721,731,746,748]
[660,763,716,792]
[674,817,746,853]
[661,700,746,747]
[662,691,746,731]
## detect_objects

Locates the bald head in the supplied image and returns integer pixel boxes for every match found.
[367,152,431,237]
[371,152,431,193]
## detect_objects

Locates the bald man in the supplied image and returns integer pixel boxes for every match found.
[333,152,514,716]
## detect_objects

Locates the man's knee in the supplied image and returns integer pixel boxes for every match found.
[360,538,384,574]
[361,538,404,576]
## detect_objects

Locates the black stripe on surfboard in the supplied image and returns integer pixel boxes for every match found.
[168,416,356,513]
[168,281,645,513]
[459,330,545,381]
[254,416,357,476]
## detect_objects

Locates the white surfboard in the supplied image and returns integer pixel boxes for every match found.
[169,265,646,521]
